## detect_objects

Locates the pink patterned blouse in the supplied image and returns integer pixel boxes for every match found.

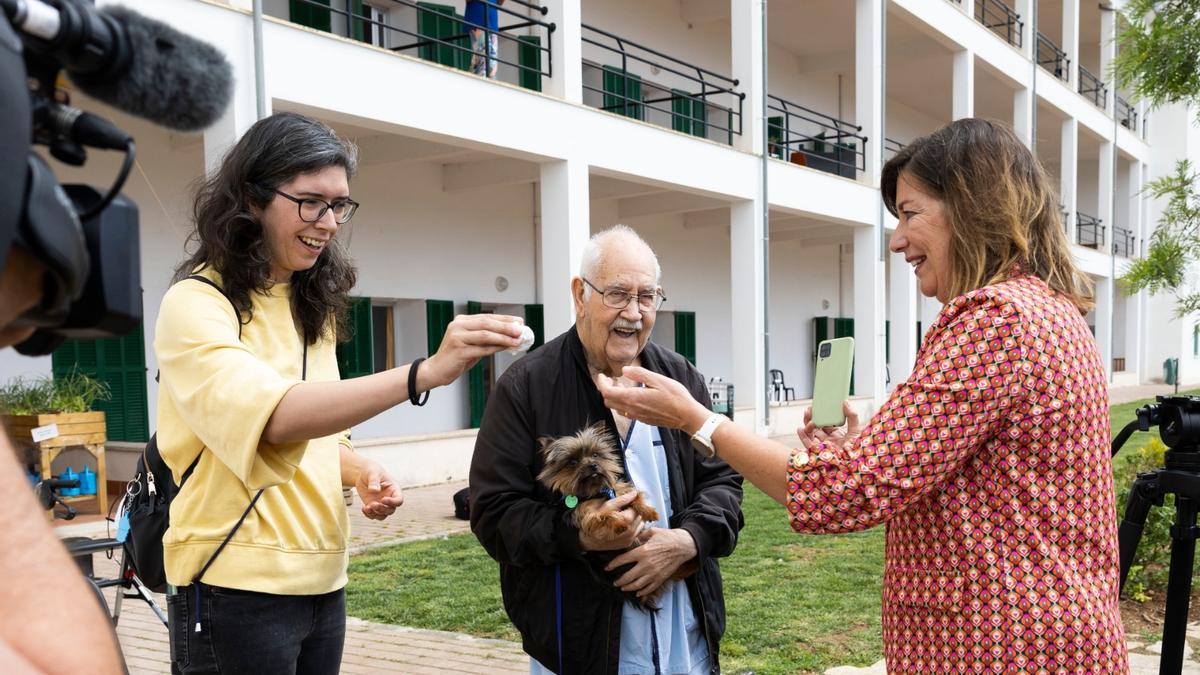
[787,276,1127,673]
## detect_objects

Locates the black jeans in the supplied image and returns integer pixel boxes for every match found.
[168,583,346,674]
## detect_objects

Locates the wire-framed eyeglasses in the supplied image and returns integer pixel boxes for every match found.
[582,277,666,312]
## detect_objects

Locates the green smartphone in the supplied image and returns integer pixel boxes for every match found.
[811,337,855,428]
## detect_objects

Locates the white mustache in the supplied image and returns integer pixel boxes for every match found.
[612,321,643,331]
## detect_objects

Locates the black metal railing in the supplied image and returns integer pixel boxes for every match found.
[580,24,743,144]
[1036,32,1069,81]
[1117,95,1139,132]
[884,137,905,160]
[1079,65,1108,108]
[975,0,1023,48]
[1076,212,1104,249]
[766,94,866,178]
[1112,225,1136,257]
[287,0,554,89]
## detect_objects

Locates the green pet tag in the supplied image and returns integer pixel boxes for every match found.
[564,495,579,509]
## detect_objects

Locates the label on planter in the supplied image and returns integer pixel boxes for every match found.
[31,424,59,443]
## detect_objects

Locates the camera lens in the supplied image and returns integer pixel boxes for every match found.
[819,342,831,358]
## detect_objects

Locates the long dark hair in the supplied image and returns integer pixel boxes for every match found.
[881,118,1093,311]
[173,112,358,344]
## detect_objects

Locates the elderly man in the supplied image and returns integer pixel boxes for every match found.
[470,225,743,675]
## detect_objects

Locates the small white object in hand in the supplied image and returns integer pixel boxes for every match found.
[510,324,536,354]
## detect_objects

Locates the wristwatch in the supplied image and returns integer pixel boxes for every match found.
[690,414,726,458]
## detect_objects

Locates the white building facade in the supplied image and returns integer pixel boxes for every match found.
[8,0,1190,485]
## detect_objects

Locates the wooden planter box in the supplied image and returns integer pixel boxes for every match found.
[5,411,107,515]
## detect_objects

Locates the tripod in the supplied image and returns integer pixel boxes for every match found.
[1113,396,1200,675]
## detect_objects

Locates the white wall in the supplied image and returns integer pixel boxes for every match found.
[767,239,845,399]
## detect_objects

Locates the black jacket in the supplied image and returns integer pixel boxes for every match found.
[470,327,744,674]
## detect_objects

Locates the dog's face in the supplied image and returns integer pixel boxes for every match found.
[537,423,624,497]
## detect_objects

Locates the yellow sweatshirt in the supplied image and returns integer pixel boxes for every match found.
[154,270,349,595]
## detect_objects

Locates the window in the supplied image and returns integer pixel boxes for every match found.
[602,65,644,120]
[416,3,470,70]
[518,36,542,92]
[290,0,331,32]
[356,3,388,48]
[372,305,394,372]
[337,297,374,379]
[671,90,707,138]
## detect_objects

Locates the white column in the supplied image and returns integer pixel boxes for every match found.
[731,0,764,155]
[856,0,884,184]
[730,199,766,432]
[1096,277,1114,378]
[1061,118,1078,244]
[887,238,919,386]
[1099,140,1114,251]
[1126,161,1145,377]
[1013,87,1034,148]
[1100,5,1116,116]
[952,49,975,120]
[1014,0,1034,59]
[538,160,590,335]
[854,227,886,402]
[542,0,582,103]
[920,295,941,338]
[1062,0,1080,88]
[202,76,260,175]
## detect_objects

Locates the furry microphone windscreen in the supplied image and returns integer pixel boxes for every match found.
[68,6,233,132]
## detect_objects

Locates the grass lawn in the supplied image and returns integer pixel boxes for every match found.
[345,388,1193,674]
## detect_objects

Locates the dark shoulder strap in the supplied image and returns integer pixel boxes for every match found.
[186,274,242,340]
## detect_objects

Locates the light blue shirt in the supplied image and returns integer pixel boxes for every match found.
[531,421,708,675]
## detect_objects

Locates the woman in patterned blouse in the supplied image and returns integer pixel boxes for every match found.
[596,118,1128,672]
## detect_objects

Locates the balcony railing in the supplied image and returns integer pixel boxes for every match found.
[884,137,905,160]
[287,0,554,90]
[1036,32,1069,82]
[1117,95,1139,132]
[766,95,866,178]
[1076,212,1104,249]
[975,0,1023,48]
[1112,226,1136,257]
[1079,65,1108,108]
[580,25,743,144]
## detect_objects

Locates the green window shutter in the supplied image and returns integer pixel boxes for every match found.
[524,304,544,352]
[467,301,487,428]
[52,323,149,443]
[417,3,468,70]
[813,316,830,362]
[426,299,454,356]
[518,36,542,92]
[885,320,891,362]
[336,297,374,379]
[916,321,923,348]
[674,311,696,366]
[768,115,784,159]
[671,89,692,134]
[833,318,854,339]
[290,0,331,32]
[691,98,707,138]
[349,0,366,42]
[602,66,643,120]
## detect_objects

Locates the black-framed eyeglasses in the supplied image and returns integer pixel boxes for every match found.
[582,277,666,312]
[274,189,360,225]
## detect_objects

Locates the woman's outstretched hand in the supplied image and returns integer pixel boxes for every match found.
[796,400,861,452]
[594,366,710,434]
[423,314,526,387]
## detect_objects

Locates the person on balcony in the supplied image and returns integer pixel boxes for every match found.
[470,226,744,674]
[466,0,505,79]
[596,118,1128,672]
[155,111,527,673]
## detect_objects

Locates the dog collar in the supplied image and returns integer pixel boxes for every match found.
[563,486,616,509]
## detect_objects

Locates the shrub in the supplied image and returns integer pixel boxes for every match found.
[1113,439,1180,601]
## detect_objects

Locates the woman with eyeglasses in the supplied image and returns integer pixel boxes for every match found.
[154,112,526,673]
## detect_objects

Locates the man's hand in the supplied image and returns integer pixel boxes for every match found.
[355,460,404,520]
[605,528,697,598]
[578,490,645,551]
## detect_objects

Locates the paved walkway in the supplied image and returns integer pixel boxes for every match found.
[70,381,1200,673]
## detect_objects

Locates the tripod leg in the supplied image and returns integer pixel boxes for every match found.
[1160,495,1199,675]
[1119,475,1160,590]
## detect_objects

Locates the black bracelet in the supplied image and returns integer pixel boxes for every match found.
[408,357,430,406]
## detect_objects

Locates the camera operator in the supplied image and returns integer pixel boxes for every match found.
[0,2,122,672]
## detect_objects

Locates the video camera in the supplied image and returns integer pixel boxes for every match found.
[0,0,231,354]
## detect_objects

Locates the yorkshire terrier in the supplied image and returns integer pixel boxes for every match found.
[537,422,664,610]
